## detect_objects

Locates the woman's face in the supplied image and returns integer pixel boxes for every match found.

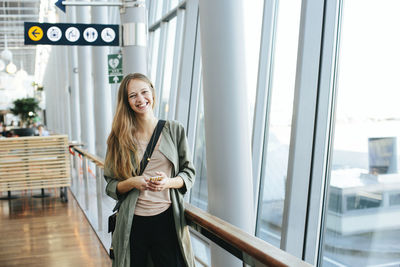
[127,79,154,115]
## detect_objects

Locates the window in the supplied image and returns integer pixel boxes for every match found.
[159,17,177,119]
[255,0,302,248]
[155,1,163,22]
[320,1,400,266]
[328,192,342,214]
[389,193,400,206]
[190,83,208,211]
[149,29,160,83]
[346,192,382,211]
[243,0,263,124]
[170,0,179,10]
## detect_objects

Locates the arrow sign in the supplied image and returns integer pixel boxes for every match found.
[32,29,39,38]
[109,75,123,84]
[28,26,43,41]
[55,0,66,13]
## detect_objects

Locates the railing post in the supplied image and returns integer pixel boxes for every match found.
[74,153,81,196]
[95,165,103,231]
[69,154,76,190]
[69,153,74,188]
[101,169,107,198]
[82,156,89,210]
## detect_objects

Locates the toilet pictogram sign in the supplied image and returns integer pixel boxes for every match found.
[24,22,119,46]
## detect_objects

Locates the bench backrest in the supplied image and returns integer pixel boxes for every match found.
[0,135,70,192]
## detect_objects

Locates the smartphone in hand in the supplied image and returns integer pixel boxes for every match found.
[149,176,163,182]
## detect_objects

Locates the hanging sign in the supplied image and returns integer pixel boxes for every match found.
[28,26,44,41]
[24,22,119,46]
[108,54,123,84]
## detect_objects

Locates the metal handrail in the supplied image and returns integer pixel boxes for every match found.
[69,144,312,267]
[185,203,312,267]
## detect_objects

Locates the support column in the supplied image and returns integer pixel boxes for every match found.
[92,0,112,158]
[198,1,254,266]
[59,10,72,137]
[120,1,147,75]
[60,48,72,136]
[67,6,81,142]
[77,6,96,154]
[107,5,121,116]
[43,44,67,135]
[43,49,56,132]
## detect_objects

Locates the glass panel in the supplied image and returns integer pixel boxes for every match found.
[170,0,179,10]
[155,1,164,22]
[321,1,400,266]
[191,235,211,267]
[389,193,400,206]
[243,0,264,125]
[256,0,302,248]
[345,192,382,211]
[159,17,177,119]
[149,29,160,84]
[190,82,208,211]
[328,191,343,214]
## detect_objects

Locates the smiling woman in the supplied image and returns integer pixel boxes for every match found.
[104,73,196,267]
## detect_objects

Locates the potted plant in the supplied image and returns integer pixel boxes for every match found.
[10,97,40,136]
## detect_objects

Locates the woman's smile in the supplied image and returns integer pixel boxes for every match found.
[136,101,149,110]
[127,79,154,114]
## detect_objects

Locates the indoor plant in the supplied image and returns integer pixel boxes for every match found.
[10,97,40,136]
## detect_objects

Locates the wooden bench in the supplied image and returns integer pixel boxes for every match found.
[0,135,70,200]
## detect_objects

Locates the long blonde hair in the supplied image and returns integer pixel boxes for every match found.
[105,73,156,180]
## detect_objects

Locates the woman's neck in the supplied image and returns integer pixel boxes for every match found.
[135,113,158,138]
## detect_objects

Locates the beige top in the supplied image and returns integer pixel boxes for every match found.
[134,136,172,216]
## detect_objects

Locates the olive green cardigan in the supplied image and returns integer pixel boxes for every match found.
[104,120,196,267]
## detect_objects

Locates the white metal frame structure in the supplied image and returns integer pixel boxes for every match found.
[304,0,342,263]
[280,0,328,257]
[40,0,399,266]
[252,0,278,226]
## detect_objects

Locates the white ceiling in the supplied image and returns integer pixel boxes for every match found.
[0,0,41,75]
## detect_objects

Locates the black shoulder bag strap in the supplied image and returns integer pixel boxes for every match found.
[138,119,166,176]
[112,119,166,212]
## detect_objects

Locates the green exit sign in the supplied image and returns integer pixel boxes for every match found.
[108,54,123,84]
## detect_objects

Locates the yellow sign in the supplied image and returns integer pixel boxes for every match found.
[28,26,43,41]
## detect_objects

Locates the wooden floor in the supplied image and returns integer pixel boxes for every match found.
[0,189,111,267]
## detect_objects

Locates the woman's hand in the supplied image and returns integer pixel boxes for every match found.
[117,175,149,194]
[129,176,149,191]
[147,171,169,192]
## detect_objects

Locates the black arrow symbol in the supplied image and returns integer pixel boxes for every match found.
[32,29,39,38]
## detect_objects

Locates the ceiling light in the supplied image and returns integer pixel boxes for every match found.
[0,59,5,71]
[1,35,13,63]
[17,68,28,78]
[17,62,28,78]
[1,49,12,62]
[6,62,17,74]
